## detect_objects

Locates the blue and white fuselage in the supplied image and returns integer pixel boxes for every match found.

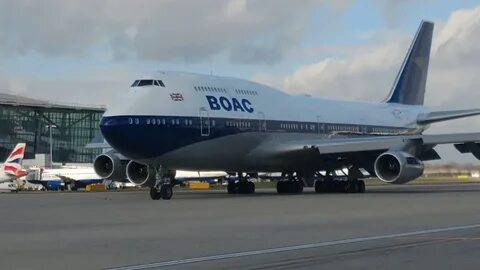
[27,167,103,190]
[101,71,427,172]
[98,21,480,200]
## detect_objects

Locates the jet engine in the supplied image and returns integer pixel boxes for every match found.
[374,151,424,184]
[126,160,155,187]
[93,151,129,180]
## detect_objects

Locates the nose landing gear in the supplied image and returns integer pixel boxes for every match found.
[150,167,175,200]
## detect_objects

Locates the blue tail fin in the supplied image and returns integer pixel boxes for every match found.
[385,21,434,105]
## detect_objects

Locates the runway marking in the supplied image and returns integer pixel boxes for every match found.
[400,236,480,241]
[108,223,480,270]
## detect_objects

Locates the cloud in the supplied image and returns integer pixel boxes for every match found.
[253,5,480,163]
[0,0,342,65]
[258,5,480,106]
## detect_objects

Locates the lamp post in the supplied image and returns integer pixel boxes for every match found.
[46,125,57,168]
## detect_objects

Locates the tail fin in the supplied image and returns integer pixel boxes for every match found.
[3,143,27,177]
[385,21,434,105]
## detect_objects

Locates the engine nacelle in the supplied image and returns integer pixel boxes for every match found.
[93,151,129,180]
[374,151,424,184]
[126,160,156,187]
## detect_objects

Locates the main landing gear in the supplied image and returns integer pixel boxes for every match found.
[311,167,366,194]
[314,177,366,193]
[227,173,255,194]
[276,172,304,194]
[276,181,303,194]
[150,167,175,200]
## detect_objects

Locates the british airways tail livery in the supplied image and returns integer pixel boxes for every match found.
[0,143,27,183]
[95,21,480,200]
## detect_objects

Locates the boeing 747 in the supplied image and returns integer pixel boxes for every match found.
[94,21,480,200]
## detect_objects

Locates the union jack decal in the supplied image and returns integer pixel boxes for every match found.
[170,93,184,101]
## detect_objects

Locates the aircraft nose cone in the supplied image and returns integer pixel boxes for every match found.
[100,116,196,160]
[100,116,161,159]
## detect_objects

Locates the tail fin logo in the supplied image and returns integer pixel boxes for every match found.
[3,165,27,177]
[385,21,434,105]
[5,143,26,164]
[3,143,26,177]
[414,57,427,68]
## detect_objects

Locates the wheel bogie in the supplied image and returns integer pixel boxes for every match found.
[160,184,173,200]
[227,181,255,194]
[314,179,366,194]
[150,187,162,200]
[150,184,173,200]
[276,181,303,194]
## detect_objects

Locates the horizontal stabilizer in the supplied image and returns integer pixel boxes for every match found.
[417,109,480,124]
[85,141,112,149]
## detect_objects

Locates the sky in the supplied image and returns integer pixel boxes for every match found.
[1,0,480,163]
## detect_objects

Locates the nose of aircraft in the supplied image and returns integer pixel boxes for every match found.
[100,116,162,159]
[100,115,198,160]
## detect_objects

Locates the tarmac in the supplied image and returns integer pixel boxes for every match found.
[1,183,480,270]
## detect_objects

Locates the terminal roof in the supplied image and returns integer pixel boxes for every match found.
[0,93,106,111]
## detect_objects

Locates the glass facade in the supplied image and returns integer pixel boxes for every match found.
[0,102,104,163]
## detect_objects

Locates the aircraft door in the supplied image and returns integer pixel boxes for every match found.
[200,108,210,136]
[258,112,266,132]
[317,115,324,134]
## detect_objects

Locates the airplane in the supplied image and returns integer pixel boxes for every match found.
[0,181,18,193]
[108,170,227,189]
[0,143,27,184]
[174,170,228,184]
[26,167,104,191]
[94,20,480,200]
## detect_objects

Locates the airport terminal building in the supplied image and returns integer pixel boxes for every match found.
[0,93,104,163]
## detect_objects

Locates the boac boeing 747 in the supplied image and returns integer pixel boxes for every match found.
[94,21,480,200]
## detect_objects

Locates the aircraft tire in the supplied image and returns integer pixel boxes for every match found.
[315,181,326,193]
[344,181,352,193]
[276,181,285,194]
[295,181,303,194]
[336,181,346,193]
[71,181,78,191]
[160,184,173,200]
[358,180,366,193]
[227,183,237,194]
[247,181,255,194]
[149,187,162,200]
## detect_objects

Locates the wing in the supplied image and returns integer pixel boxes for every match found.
[251,133,480,171]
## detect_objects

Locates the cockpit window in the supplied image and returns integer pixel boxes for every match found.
[131,79,166,87]
[131,80,140,87]
[130,80,165,87]
[136,80,154,87]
